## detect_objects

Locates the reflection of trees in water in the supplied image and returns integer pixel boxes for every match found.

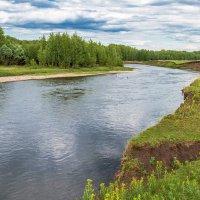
[47,88,86,101]
[40,77,94,102]
[0,83,13,109]
[37,76,87,87]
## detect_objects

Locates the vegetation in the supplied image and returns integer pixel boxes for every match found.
[0,65,130,77]
[82,78,200,199]
[1,27,200,71]
[0,27,122,68]
[83,160,200,200]
[129,79,200,146]
[165,60,199,64]
[117,45,200,61]
[131,60,200,71]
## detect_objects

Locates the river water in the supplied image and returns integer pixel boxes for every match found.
[0,64,199,200]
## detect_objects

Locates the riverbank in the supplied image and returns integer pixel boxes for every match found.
[83,77,200,199]
[124,60,200,71]
[117,79,200,181]
[0,66,132,83]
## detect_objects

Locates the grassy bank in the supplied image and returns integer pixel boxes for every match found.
[0,65,131,77]
[125,60,200,71]
[82,78,200,200]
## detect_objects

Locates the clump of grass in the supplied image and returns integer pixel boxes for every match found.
[83,179,95,200]
[149,157,156,166]
[83,160,200,200]
[122,158,141,172]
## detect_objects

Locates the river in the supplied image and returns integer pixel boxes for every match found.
[0,64,199,200]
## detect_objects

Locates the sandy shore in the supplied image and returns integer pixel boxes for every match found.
[0,71,130,83]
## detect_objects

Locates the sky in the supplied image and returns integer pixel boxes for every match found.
[0,0,200,51]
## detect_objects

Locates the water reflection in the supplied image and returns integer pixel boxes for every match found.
[46,88,86,102]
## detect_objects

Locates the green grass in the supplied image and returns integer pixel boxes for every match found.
[141,60,200,71]
[158,60,197,65]
[0,65,132,77]
[129,78,200,147]
[83,160,200,200]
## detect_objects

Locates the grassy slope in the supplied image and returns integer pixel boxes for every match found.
[125,60,200,71]
[164,60,198,64]
[0,65,131,77]
[142,60,200,71]
[84,160,200,200]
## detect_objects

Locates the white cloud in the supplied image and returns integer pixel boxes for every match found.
[0,0,200,50]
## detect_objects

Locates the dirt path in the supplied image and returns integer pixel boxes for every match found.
[0,71,129,83]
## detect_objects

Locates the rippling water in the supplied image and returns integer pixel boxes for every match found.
[0,64,199,200]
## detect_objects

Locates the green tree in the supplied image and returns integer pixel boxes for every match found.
[0,27,5,47]
[38,35,47,66]
[23,41,40,65]
[96,44,107,66]
[13,45,25,65]
[60,33,71,67]
[71,34,84,67]
[0,44,13,65]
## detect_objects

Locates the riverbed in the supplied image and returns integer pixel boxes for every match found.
[0,64,199,200]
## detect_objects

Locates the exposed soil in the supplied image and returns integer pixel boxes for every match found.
[124,61,200,71]
[116,141,200,184]
[183,61,200,71]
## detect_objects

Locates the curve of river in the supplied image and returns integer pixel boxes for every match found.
[0,64,199,200]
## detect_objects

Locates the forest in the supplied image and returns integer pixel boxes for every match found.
[0,27,200,68]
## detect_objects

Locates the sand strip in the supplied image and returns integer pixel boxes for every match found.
[0,71,131,83]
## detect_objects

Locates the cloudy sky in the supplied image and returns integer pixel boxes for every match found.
[0,0,200,50]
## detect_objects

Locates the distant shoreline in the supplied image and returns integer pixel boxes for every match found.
[0,71,131,83]
[124,60,200,71]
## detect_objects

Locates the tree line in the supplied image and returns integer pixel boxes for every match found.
[114,44,200,61]
[0,27,122,67]
[0,27,200,67]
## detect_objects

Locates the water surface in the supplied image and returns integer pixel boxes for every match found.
[0,64,199,200]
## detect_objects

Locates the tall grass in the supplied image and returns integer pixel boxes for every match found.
[83,160,200,200]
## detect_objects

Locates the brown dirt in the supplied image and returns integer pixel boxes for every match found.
[124,60,200,71]
[116,141,200,184]
[183,61,200,71]
[124,61,142,64]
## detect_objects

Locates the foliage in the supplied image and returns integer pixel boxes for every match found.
[0,44,12,64]
[117,44,200,61]
[83,160,200,200]
[0,27,5,46]
[83,179,95,200]
[1,26,200,68]
[0,31,26,65]
[39,33,123,68]
[0,27,122,68]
